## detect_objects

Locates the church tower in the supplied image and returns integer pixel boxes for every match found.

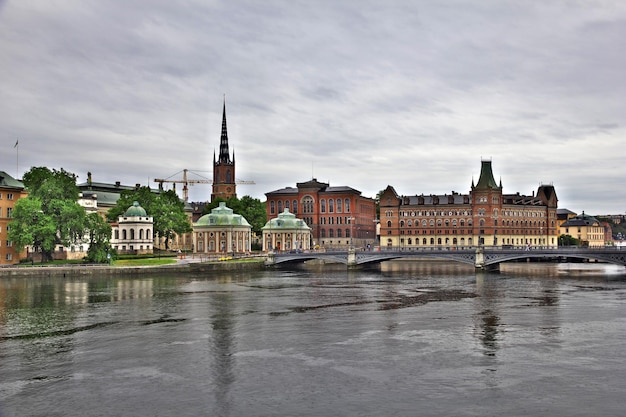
[211,99,236,201]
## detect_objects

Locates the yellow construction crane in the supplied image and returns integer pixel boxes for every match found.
[154,169,254,202]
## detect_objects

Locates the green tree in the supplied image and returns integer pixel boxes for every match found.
[108,187,192,250]
[9,197,57,259]
[203,195,267,234]
[9,167,88,262]
[558,234,580,246]
[85,212,113,263]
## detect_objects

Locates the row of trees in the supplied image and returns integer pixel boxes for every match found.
[8,167,269,263]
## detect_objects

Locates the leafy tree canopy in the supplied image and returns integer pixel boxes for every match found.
[203,195,267,234]
[9,167,88,261]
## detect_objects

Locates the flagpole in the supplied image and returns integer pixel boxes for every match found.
[14,139,19,178]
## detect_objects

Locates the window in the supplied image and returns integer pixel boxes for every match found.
[329,229,334,238]
[7,208,13,218]
[270,201,275,214]
[302,196,314,214]
[336,199,342,213]
[345,199,350,213]
[285,200,290,211]
[329,199,334,213]
[292,200,298,214]
[278,200,283,213]
[337,229,342,238]
[5,254,12,261]
[7,193,13,200]
[321,199,326,213]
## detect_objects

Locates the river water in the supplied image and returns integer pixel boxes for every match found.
[1,262,625,417]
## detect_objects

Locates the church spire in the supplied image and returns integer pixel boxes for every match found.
[219,98,231,164]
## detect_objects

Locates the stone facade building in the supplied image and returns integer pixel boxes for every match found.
[265,179,377,250]
[379,160,559,248]
[111,201,154,254]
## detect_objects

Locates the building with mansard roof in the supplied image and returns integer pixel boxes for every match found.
[559,212,606,247]
[379,160,559,248]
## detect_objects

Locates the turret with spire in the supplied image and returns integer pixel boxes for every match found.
[212,97,237,202]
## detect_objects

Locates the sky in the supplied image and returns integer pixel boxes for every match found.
[1,0,624,215]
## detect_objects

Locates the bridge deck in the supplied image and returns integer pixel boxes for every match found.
[270,247,626,267]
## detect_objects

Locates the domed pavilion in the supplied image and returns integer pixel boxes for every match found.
[193,202,252,254]
[261,208,311,252]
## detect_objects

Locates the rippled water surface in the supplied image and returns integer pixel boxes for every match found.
[1,262,625,417]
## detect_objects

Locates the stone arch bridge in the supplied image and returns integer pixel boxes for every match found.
[266,247,626,271]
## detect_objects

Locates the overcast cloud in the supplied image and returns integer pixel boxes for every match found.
[1,0,624,214]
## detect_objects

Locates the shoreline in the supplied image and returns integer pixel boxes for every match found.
[0,259,268,278]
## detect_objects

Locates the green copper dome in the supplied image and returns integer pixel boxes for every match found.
[262,208,310,231]
[125,201,148,217]
[195,202,251,227]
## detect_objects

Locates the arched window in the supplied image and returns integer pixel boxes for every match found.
[329,229,334,238]
[293,200,298,214]
[387,220,392,227]
[321,199,326,213]
[122,230,127,240]
[270,201,275,214]
[345,199,350,213]
[285,200,290,210]
[130,229,135,240]
[226,170,232,183]
[278,200,283,213]
[139,229,144,239]
[321,229,326,238]
[337,229,342,238]
[302,196,314,214]
[329,199,334,213]
[336,199,342,213]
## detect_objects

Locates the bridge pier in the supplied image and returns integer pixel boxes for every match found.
[347,248,358,269]
[475,248,500,272]
[265,251,275,266]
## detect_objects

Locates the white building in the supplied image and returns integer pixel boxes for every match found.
[111,201,154,254]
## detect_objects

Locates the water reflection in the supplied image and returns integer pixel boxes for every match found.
[474,274,504,357]
[209,292,236,417]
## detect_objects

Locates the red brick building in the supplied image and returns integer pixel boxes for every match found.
[265,179,377,249]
